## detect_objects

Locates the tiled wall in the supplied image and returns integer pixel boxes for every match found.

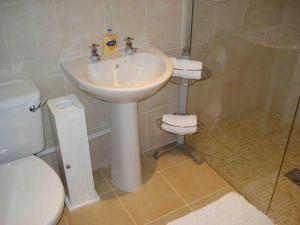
[1,0,299,172]
[280,0,300,131]
[189,0,300,127]
[0,0,183,170]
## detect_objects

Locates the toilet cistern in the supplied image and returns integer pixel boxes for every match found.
[60,44,173,192]
[0,79,64,225]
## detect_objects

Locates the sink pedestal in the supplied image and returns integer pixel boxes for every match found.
[60,46,173,192]
[110,102,142,192]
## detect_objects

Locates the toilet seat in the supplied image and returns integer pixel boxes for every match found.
[0,155,65,225]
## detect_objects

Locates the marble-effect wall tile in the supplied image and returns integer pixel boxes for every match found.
[192,0,215,44]
[244,0,285,32]
[139,104,178,152]
[33,75,66,143]
[54,0,104,59]
[213,0,247,38]
[210,34,240,76]
[0,0,60,77]
[103,0,146,46]
[146,0,183,51]
[64,77,111,132]
[0,18,10,77]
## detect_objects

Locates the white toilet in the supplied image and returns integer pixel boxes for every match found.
[0,79,65,225]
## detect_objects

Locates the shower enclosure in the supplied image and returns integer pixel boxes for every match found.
[187,0,300,224]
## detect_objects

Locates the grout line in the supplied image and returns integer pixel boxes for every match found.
[99,170,138,225]
[241,0,248,32]
[141,153,158,172]
[32,72,65,80]
[50,0,62,71]
[98,169,116,192]
[0,0,36,7]
[158,158,192,173]
[144,205,190,225]
[141,153,156,169]
[139,102,179,116]
[143,151,195,212]
[208,0,217,58]
[111,189,138,225]
[144,0,148,44]
[0,4,13,72]
[187,185,232,206]
[62,215,69,225]
[142,149,192,173]
[98,189,114,196]
[157,171,193,211]
[102,0,107,32]
[51,0,70,97]
[104,154,192,224]
[163,46,184,53]
[98,153,233,224]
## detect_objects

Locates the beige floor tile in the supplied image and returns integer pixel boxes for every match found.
[101,154,156,188]
[161,161,228,203]
[140,154,157,176]
[146,207,192,225]
[100,166,115,188]
[144,147,191,171]
[187,134,232,169]
[115,174,185,225]
[58,110,299,225]
[93,170,112,194]
[189,186,236,210]
[63,192,135,225]
[268,128,300,224]
[188,110,300,224]
[57,215,68,225]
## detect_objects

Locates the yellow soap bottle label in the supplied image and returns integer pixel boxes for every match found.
[102,34,118,55]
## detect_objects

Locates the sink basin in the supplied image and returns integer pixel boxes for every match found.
[61,45,173,103]
[60,45,173,192]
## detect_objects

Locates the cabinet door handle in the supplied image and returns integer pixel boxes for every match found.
[66,164,71,169]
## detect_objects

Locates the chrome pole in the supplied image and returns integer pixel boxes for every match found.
[182,0,194,57]
[177,0,194,145]
[153,0,203,164]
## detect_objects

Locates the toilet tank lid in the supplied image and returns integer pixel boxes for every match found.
[0,79,41,111]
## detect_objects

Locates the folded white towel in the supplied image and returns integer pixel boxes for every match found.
[171,58,202,71]
[162,114,197,127]
[171,57,203,80]
[167,192,275,225]
[162,123,197,135]
[173,70,202,80]
[161,114,197,135]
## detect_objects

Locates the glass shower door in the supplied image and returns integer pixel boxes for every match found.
[268,97,300,224]
[188,0,300,217]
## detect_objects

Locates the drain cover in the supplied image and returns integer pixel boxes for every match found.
[286,168,300,186]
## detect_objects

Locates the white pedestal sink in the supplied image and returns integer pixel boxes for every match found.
[61,45,173,192]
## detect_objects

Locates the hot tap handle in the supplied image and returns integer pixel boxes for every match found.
[89,43,100,49]
[124,37,134,42]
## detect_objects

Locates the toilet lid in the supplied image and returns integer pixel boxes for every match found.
[0,156,65,225]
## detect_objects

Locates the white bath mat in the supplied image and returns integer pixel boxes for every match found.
[167,192,275,225]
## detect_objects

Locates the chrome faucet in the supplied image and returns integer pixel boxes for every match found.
[89,43,101,62]
[124,37,137,55]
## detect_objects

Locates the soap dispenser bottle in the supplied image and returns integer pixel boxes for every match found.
[102,28,119,55]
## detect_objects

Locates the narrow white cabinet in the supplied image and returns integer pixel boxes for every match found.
[47,94,99,211]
